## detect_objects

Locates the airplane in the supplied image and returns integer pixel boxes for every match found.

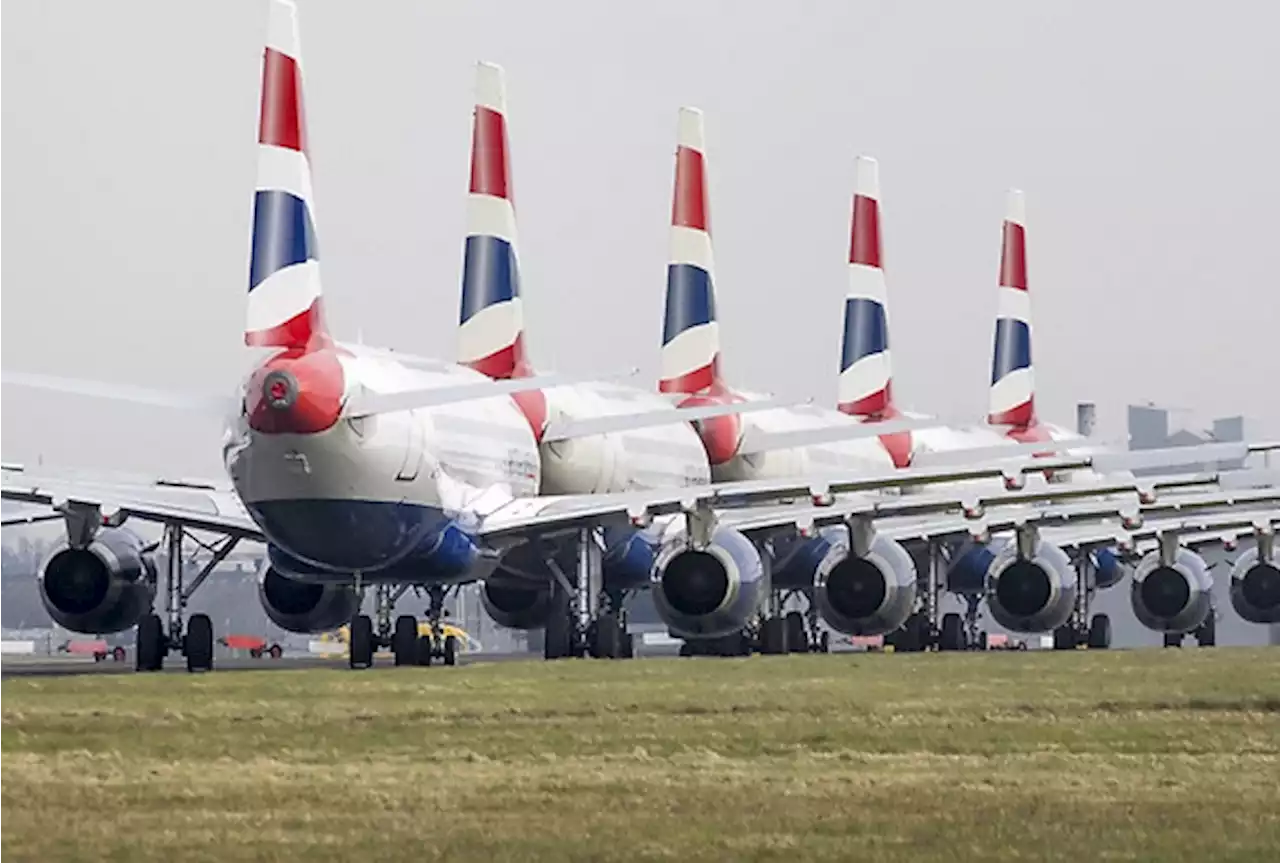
[3,0,1275,673]
[646,107,1278,652]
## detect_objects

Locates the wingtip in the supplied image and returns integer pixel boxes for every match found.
[475,60,507,113]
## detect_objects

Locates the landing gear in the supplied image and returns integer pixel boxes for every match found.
[1195,613,1216,647]
[132,522,239,673]
[541,528,633,661]
[1087,613,1112,649]
[759,616,789,654]
[939,612,965,651]
[392,615,418,666]
[1053,624,1078,650]
[349,614,375,668]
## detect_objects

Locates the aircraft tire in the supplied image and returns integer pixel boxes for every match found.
[785,611,808,653]
[593,613,623,658]
[136,614,164,672]
[443,635,459,667]
[392,615,418,666]
[1087,614,1112,649]
[1164,632,1183,648]
[417,635,434,666]
[349,615,375,669]
[185,614,214,673]
[1196,615,1216,648]
[939,613,964,651]
[759,617,788,655]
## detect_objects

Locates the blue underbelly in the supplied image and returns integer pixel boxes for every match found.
[250,498,476,580]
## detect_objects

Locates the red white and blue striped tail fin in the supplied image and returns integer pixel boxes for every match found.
[838,156,895,419]
[836,156,912,468]
[988,188,1036,429]
[659,107,723,395]
[245,0,327,351]
[458,61,532,380]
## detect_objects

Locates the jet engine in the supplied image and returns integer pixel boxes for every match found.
[984,532,1078,633]
[1228,543,1280,625]
[1129,544,1212,633]
[650,527,766,639]
[773,525,916,636]
[480,578,555,630]
[257,564,360,634]
[37,528,157,634]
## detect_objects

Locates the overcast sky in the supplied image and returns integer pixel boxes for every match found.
[3,0,1277,479]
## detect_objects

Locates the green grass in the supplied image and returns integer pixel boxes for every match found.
[4,649,1279,862]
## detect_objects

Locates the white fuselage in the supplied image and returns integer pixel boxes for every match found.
[539,382,712,494]
[223,344,541,580]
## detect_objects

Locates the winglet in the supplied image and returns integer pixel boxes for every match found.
[659,107,723,395]
[988,188,1035,428]
[245,0,328,350]
[836,156,912,467]
[458,61,532,381]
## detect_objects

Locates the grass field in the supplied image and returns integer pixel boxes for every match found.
[4,649,1279,862]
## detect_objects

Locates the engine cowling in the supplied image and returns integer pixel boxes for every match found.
[37,528,157,634]
[1129,546,1212,633]
[812,528,917,637]
[480,579,554,630]
[257,564,360,634]
[650,527,766,639]
[1228,546,1280,624]
[985,537,1078,633]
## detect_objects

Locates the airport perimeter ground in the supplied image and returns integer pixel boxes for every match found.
[3,649,1278,862]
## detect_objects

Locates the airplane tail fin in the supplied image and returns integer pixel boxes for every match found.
[837,156,895,418]
[245,0,328,350]
[988,189,1036,428]
[458,61,532,380]
[659,107,723,395]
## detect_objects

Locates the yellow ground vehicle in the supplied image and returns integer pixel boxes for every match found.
[314,622,480,659]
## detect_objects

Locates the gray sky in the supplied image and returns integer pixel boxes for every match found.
[4,0,1278,479]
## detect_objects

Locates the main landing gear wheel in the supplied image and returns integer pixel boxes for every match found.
[184,613,214,673]
[939,613,965,652]
[442,634,459,667]
[417,635,434,667]
[785,611,808,653]
[1195,615,1216,647]
[1163,632,1183,648]
[136,613,165,672]
[589,612,625,658]
[1053,625,1077,651]
[1087,613,1112,649]
[544,581,575,660]
[760,617,788,655]
[392,615,418,667]
[349,614,375,669]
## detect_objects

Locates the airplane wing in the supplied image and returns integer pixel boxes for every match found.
[541,396,804,443]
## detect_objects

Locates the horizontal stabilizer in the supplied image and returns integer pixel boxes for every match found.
[344,368,640,418]
[2,370,234,416]
[542,396,803,443]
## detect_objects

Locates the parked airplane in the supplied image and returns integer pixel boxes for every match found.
[2,0,1273,672]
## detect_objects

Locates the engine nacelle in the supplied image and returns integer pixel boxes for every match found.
[480,579,554,630]
[257,563,360,634]
[650,527,766,639]
[1228,546,1280,624]
[1092,547,1132,590]
[985,536,1078,633]
[1129,546,1212,633]
[37,527,157,634]
[812,527,917,637]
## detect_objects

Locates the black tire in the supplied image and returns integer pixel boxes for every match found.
[593,613,623,659]
[185,613,214,673]
[818,631,830,654]
[679,641,694,657]
[1087,613,1112,649]
[544,582,575,660]
[760,616,788,655]
[978,631,989,651]
[1163,632,1182,648]
[785,611,808,653]
[939,613,964,651]
[443,635,459,667]
[417,634,434,666]
[136,613,164,672]
[349,615,375,669]
[1196,615,1216,648]
[1052,625,1076,651]
[392,615,418,667]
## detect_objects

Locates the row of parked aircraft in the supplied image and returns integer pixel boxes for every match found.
[2,0,1277,671]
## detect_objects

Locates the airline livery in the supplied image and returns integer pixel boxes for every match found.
[2,0,1277,672]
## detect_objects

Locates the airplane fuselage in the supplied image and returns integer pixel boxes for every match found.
[224,343,540,584]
